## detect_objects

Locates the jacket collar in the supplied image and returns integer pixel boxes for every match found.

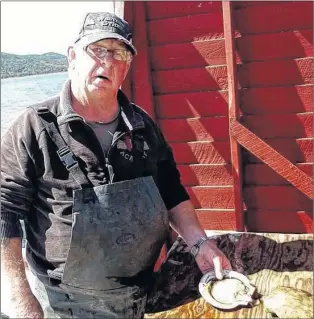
[58,79,144,131]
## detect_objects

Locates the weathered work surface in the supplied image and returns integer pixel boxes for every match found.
[145,232,313,318]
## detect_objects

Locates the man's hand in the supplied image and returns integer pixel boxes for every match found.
[195,240,232,279]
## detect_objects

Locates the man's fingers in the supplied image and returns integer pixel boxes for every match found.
[213,256,223,280]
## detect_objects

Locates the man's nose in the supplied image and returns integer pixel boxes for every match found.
[101,52,114,68]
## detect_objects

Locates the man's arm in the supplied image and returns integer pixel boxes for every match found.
[169,200,232,278]
[1,122,43,318]
[1,238,43,318]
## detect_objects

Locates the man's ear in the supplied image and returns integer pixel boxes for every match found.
[67,46,76,69]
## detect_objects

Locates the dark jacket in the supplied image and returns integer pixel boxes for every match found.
[1,80,189,277]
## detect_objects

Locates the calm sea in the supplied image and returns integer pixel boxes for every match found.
[1,72,68,135]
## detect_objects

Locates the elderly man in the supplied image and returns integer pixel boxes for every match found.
[1,12,231,318]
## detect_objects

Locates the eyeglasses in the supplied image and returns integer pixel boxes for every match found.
[85,45,133,62]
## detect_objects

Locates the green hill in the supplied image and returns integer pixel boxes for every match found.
[1,52,68,79]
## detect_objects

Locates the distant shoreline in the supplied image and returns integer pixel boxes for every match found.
[1,70,68,80]
[1,71,68,81]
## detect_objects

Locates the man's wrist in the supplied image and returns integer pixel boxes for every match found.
[189,236,211,258]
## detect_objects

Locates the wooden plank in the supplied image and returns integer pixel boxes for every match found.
[171,141,231,164]
[148,12,224,45]
[242,113,312,139]
[153,66,228,94]
[235,2,313,35]
[244,186,313,211]
[244,138,313,164]
[146,1,222,20]
[155,91,228,119]
[237,30,313,62]
[195,209,236,230]
[231,120,313,198]
[186,186,234,209]
[150,40,226,70]
[158,117,229,142]
[244,163,313,186]
[178,164,233,186]
[246,210,313,233]
[240,85,313,115]
[131,2,156,119]
[223,1,244,231]
[238,58,313,88]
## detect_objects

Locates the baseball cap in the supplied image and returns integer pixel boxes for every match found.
[74,12,137,55]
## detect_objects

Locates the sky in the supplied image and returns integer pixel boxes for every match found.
[1,2,115,55]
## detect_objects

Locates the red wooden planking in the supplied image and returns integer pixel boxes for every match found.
[240,85,313,115]
[131,2,155,119]
[242,113,313,139]
[155,91,228,119]
[231,120,313,198]
[235,2,313,35]
[171,141,231,164]
[246,210,313,233]
[148,12,224,46]
[159,117,229,142]
[233,1,285,9]
[150,40,226,71]
[196,210,237,230]
[146,1,222,20]
[244,186,313,211]
[178,164,233,186]
[244,138,313,164]
[237,30,313,62]
[153,66,228,94]
[238,58,313,88]
[121,2,134,100]
[186,186,234,209]
[244,163,313,186]
[187,186,313,210]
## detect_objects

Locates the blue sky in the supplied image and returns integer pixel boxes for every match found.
[1,2,114,55]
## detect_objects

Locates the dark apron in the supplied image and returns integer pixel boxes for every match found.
[33,109,169,318]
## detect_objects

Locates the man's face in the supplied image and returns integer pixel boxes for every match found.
[68,39,132,97]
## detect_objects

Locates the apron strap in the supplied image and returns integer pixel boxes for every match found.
[30,105,91,189]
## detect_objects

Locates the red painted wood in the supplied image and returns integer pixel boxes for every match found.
[171,141,231,164]
[186,187,234,209]
[231,120,313,198]
[153,66,228,94]
[187,186,312,210]
[246,210,313,233]
[244,138,313,164]
[155,91,228,119]
[223,1,245,231]
[196,210,237,230]
[244,186,313,211]
[238,58,313,88]
[242,113,312,139]
[237,30,313,63]
[121,2,134,100]
[240,85,313,115]
[148,12,224,45]
[159,117,229,142]
[146,1,222,20]
[178,163,313,187]
[150,40,226,70]
[131,2,155,119]
[244,163,313,186]
[235,2,313,35]
[178,164,233,186]
[234,1,285,9]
